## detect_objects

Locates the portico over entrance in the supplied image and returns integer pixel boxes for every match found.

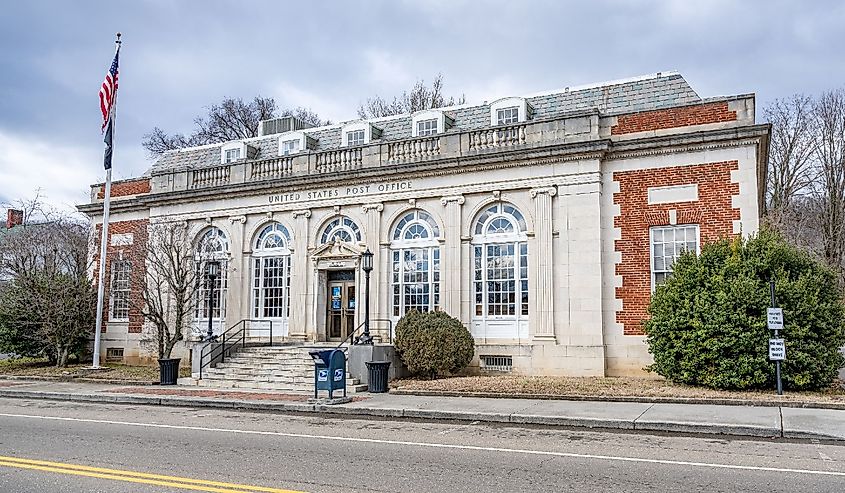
[311,239,364,342]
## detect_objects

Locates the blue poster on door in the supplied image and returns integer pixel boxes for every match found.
[331,286,341,310]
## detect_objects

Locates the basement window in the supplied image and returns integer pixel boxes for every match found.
[480,355,513,372]
[105,347,124,362]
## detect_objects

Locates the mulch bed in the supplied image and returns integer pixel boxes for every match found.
[391,375,845,407]
[104,386,368,402]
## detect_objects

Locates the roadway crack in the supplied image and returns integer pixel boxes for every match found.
[778,406,784,438]
[632,403,654,430]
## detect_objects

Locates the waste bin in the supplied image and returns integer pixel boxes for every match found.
[309,349,346,399]
[365,361,391,393]
[158,358,181,385]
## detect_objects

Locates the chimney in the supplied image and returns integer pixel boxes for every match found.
[6,209,23,229]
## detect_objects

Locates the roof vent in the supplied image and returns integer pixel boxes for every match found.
[259,116,313,137]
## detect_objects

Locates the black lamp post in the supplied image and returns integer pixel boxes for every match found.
[204,260,221,342]
[359,249,374,345]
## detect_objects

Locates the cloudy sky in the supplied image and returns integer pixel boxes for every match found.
[1,0,843,214]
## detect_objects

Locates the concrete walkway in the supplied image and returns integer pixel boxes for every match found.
[1,379,843,441]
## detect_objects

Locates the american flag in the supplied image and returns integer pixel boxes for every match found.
[99,47,120,133]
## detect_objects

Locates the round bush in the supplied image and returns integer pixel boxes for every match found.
[644,229,845,390]
[394,310,475,378]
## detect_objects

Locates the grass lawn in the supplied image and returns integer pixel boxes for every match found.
[392,375,845,405]
[0,357,192,381]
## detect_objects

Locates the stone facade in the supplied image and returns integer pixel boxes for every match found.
[80,72,770,374]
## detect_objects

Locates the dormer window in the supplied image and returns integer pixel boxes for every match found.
[341,121,381,147]
[224,148,241,163]
[496,107,519,125]
[277,131,315,156]
[280,139,300,156]
[416,119,438,136]
[347,129,365,146]
[220,141,256,164]
[489,97,533,126]
[411,110,454,138]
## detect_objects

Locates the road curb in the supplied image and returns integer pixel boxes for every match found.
[1,387,842,441]
[389,389,845,411]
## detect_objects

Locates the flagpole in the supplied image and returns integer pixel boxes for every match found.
[93,33,121,369]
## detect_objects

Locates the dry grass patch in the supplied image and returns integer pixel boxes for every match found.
[0,358,191,381]
[392,375,845,404]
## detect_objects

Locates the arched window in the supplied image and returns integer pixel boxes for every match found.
[252,223,292,320]
[195,227,229,322]
[472,203,528,319]
[390,210,441,316]
[320,216,362,244]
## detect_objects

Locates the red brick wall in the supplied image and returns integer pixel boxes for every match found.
[613,161,740,335]
[611,102,737,135]
[97,178,151,199]
[92,219,149,333]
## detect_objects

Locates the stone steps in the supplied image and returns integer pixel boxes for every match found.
[196,343,366,393]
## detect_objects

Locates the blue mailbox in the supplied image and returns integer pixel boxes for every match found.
[309,349,346,399]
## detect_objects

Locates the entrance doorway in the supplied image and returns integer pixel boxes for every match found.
[327,270,356,341]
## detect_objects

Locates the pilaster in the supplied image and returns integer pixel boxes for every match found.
[226,215,247,326]
[362,203,384,333]
[530,187,557,341]
[440,195,464,316]
[289,209,311,340]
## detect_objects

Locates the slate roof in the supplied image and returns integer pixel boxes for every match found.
[151,72,701,173]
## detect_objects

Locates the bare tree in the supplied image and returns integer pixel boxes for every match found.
[138,222,200,360]
[810,88,845,281]
[764,95,816,222]
[357,74,466,119]
[142,97,328,158]
[0,196,93,366]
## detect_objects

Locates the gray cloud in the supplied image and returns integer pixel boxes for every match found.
[1,0,844,212]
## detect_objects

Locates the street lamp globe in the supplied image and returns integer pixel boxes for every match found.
[362,248,374,273]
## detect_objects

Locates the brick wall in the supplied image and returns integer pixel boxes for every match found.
[613,161,740,335]
[97,178,151,199]
[92,219,149,333]
[611,101,737,135]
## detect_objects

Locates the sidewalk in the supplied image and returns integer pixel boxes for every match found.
[1,379,843,441]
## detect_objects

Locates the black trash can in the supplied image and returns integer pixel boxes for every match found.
[365,361,391,393]
[158,358,181,385]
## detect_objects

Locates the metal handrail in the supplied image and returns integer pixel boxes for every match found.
[198,319,274,379]
[334,318,394,351]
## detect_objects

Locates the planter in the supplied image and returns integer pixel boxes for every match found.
[158,358,181,385]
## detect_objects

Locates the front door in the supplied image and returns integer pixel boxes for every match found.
[327,270,356,340]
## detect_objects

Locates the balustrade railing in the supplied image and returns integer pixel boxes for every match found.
[315,148,362,173]
[250,156,294,181]
[387,137,440,163]
[190,165,231,189]
[468,124,527,151]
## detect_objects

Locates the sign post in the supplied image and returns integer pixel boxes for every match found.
[768,280,784,395]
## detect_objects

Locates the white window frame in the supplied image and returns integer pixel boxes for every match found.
[341,121,380,147]
[280,139,300,156]
[489,97,531,126]
[320,216,362,244]
[108,259,131,322]
[194,227,230,324]
[416,119,438,137]
[411,110,453,137]
[251,223,292,321]
[220,142,247,164]
[650,224,700,291]
[390,210,442,317]
[346,129,365,146]
[278,131,310,156]
[471,203,529,320]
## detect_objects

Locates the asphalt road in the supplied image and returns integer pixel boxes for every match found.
[0,398,843,492]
